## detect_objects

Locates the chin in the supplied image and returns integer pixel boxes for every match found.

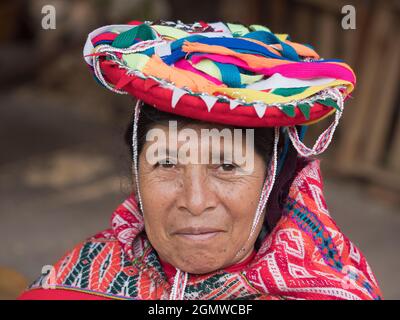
[181,263,221,275]
[177,251,225,275]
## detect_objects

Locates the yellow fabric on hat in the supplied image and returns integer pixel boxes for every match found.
[152,25,189,40]
[122,53,150,70]
[191,59,263,85]
[213,79,353,104]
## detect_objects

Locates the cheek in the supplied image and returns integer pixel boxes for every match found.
[137,133,187,263]
[216,181,261,238]
[139,176,178,243]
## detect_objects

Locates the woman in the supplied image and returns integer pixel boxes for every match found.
[19,20,382,300]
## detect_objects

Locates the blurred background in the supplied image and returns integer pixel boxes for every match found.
[0,0,399,299]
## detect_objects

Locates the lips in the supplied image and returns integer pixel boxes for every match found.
[173,227,225,241]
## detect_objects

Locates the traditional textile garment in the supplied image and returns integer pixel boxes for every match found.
[19,159,382,300]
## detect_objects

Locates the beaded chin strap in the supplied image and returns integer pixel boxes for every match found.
[286,87,344,157]
[132,101,280,300]
[233,126,279,260]
[132,99,145,214]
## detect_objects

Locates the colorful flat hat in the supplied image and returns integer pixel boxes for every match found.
[84,20,355,157]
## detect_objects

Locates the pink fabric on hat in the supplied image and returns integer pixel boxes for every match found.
[260,63,355,84]
[174,59,223,85]
[190,54,355,84]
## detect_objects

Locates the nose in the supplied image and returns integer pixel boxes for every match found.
[176,165,218,216]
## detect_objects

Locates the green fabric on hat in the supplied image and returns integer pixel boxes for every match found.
[298,103,311,120]
[227,23,250,37]
[249,24,271,32]
[122,53,150,70]
[281,105,295,117]
[152,25,189,39]
[272,87,308,97]
[112,24,156,49]
[317,98,340,111]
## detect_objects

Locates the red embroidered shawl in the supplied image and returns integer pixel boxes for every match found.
[19,159,382,300]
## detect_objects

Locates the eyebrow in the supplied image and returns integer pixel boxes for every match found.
[160,147,239,165]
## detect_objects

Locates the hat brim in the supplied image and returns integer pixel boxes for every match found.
[100,60,339,128]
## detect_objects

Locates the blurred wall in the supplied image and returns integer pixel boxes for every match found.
[0,0,399,299]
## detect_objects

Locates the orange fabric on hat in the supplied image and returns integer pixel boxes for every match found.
[142,55,220,93]
[238,38,319,59]
[284,40,320,59]
[239,38,283,57]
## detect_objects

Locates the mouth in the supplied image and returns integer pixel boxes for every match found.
[173,227,225,241]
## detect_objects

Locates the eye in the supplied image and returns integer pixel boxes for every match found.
[218,163,237,172]
[156,158,177,169]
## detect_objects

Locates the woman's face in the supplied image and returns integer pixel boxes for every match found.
[137,122,267,274]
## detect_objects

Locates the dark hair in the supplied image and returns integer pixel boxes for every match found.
[124,102,298,248]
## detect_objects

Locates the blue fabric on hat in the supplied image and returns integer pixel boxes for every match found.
[243,31,300,61]
[159,36,288,65]
[213,62,242,87]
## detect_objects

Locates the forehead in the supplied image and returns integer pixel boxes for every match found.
[147,122,252,148]
[154,121,232,132]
